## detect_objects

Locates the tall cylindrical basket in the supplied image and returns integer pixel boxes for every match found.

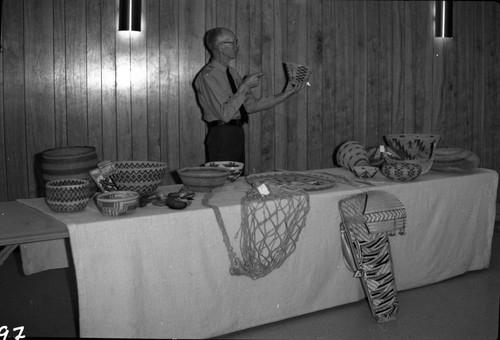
[40,146,99,196]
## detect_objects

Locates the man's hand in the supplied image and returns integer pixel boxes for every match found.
[238,73,263,93]
[283,81,307,96]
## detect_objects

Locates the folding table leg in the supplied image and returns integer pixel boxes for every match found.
[0,244,18,266]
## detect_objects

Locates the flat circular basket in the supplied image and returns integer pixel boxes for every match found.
[431,148,480,172]
[245,171,337,191]
[177,167,231,192]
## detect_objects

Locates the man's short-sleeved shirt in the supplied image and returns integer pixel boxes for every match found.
[194,60,252,123]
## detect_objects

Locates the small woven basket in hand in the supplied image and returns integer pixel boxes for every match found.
[283,61,312,87]
[177,167,230,192]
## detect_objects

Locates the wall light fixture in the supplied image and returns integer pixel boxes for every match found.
[119,0,141,32]
[435,1,453,38]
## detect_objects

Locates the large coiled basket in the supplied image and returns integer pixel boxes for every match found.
[111,161,168,196]
[177,167,230,192]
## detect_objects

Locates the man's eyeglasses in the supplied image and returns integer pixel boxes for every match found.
[219,39,238,47]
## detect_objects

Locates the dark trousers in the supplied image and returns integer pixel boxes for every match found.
[206,125,245,163]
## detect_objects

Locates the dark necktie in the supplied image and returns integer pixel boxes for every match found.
[226,68,248,124]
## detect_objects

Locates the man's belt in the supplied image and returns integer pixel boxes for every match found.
[208,119,244,128]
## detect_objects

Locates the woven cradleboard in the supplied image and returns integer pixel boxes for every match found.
[203,184,310,280]
[338,190,406,323]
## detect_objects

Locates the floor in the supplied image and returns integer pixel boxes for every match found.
[1,224,499,340]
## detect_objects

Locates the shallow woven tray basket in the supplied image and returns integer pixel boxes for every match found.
[177,167,230,192]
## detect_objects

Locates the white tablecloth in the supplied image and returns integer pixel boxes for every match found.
[18,168,498,338]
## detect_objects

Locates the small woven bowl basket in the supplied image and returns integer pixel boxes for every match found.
[95,191,140,217]
[177,167,231,192]
[380,162,422,182]
[45,178,90,213]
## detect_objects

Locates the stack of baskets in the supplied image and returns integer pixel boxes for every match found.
[334,134,441,182]
[40,146,98,196]
[382,134,440,175]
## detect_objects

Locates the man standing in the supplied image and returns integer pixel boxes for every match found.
[194,27,305,164]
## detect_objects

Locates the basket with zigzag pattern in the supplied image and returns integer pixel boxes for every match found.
[110,161,168,196]
[338,190,406,323]
[384,134,440,160]
[45,178,90,213]
[283,61,312,87]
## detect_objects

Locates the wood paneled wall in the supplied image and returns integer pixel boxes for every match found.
[0,0,499,201]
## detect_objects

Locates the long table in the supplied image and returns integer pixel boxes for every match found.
[2,167,498,338]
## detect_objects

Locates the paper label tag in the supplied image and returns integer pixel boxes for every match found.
[257,183,270,196]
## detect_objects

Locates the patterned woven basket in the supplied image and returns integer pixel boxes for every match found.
[336,141,369,168]
[283,61,312,87]
[384,134,441,159]
[45,178,90,213]
[380,162,422,181]
[366,146,386,167]
[383,155,433,174]
[40,146,98,196]
[177,167,230,192]
[205,161,244,181]
[95,191,139,216]
[382,142,436,174]
[111,161,168,196]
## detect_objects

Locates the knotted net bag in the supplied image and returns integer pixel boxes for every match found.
[203,183,310,280]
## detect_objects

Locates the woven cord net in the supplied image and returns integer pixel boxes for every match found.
[203,184,310,280]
